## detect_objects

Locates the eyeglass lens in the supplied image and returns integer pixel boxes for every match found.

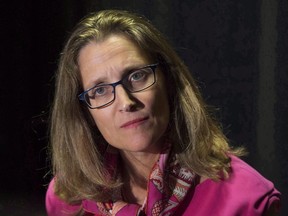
[83,64,157,108]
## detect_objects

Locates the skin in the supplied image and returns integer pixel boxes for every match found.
[78,35,170,204]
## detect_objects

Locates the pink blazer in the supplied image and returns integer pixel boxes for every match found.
[46,155,281,215]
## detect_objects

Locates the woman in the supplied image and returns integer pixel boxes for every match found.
[46,10,281,215]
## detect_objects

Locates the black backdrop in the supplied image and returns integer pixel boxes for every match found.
[1,0,287,215]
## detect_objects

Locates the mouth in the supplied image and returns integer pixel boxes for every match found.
[120,116,149,128]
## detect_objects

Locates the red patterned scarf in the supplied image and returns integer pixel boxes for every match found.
[82,145,196,215]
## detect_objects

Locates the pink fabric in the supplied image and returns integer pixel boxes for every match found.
[175,155,281,216]
[46,178,82,216]
[82,145,197,215]
[46,155,281,215]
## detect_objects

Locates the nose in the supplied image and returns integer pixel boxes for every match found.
[115,85,137,112]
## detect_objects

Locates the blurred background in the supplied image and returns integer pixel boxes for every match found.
[1,0,287,215]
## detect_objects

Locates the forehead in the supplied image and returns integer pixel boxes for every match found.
[78,35,151,88]
[79,35,149,65]
[78,35,150,70]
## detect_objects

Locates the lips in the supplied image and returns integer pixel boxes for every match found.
[120,116,149,128]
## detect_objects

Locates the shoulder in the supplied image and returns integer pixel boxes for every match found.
[198,155,279,192]
[45,178,82,216]
[227,155,275,191]
[181,155,281,216]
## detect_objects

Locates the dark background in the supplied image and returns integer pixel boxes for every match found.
[1,0,287,215]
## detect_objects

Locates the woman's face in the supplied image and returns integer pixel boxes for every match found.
[78,35,170,154]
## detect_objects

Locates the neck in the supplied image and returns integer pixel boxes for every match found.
[119,151,160,204]
[120,151,159,183]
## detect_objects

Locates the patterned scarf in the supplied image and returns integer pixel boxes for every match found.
[82,145,197,216]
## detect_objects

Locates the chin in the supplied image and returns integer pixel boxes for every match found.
[124,138,163,153]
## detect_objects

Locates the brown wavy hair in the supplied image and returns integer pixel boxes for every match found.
[50,9,244,203]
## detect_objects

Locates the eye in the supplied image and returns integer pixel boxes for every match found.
[129,69,148,82]
[90,86,109,98]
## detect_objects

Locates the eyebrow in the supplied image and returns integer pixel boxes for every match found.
[85,63,148,90]
[86,76,108,90]
[126,63,155,75]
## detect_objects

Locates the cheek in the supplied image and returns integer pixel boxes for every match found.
[89,110,111,133]
[151,87,170,124]
[92,115,116,145]
[154,73,170,115]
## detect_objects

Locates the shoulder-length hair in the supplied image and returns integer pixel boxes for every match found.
[50,9,244,203]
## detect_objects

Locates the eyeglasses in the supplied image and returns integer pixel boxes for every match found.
[78,63,158,109]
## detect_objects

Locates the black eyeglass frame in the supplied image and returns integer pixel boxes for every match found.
[78,63,158,109]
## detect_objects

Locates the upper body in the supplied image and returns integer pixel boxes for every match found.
[46,155,280,215]
[47,10,281,216]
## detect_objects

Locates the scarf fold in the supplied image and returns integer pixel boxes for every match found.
[82,144,196,216]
